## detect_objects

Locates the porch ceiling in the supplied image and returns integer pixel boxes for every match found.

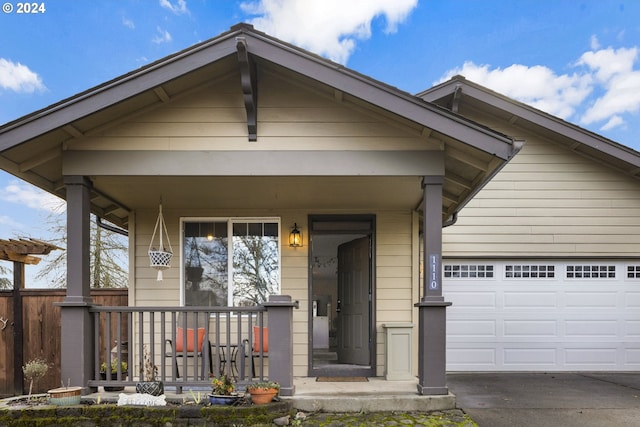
[91,176,424,212]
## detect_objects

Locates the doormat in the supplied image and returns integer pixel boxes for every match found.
[316,377,369,382]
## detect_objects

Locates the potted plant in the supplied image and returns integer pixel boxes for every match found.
[209,375,240,405]
[22,358,49,400]
[100,359,128,391]
[246,380,279,405]
[48,380,82,406]
[136,345,164,396]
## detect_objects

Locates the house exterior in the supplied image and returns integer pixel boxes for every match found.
[422,77,640,372]
[0,24,520,396]
[0,23,636,396]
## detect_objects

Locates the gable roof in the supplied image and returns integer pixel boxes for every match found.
[0,24,518,227]
[419,75,640,180]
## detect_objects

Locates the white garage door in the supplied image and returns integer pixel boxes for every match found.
[444,260,640,371]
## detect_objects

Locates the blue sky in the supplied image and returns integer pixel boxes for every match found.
[1,0,639,285]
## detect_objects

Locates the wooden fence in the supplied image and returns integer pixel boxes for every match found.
[0,288,128,397]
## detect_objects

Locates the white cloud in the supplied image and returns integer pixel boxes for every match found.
[0,181,63,213]
[581,70,640,125]
[577,46,637,82]
[0,58,46,93]
[122,17,135,29]
[438,39,640,133]
[240,0,418,64]
[152,27,173,44]
[577,46,640,126]
[160,0,188,15]
[600,115,625,131]
[438,62,592,119]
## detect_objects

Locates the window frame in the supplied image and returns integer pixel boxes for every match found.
[180,217,282,307]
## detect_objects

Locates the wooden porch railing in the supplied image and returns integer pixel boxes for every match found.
[88,306,269,393]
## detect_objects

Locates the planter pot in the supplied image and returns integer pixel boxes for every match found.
[48,386,82,406]
[100,372,128,391]
[247,387,278,405]
[136,381,164,396]
[208,394,240,405]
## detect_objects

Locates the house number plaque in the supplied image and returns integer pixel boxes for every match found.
[429,254,440,291]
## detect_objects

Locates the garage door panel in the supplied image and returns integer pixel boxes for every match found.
[504,348,557,366]
[565,291,618,308]
[448,292,496,308]
[448,319,496,337]
[503,292,557,308]
[625,349,640,364]
[445,260,640,371]
[503,320,557,337]
[626,292,640,307]
[565,320,618,337]
[625,320,640,336]
[564,348,617,365]
[447,344,496,366]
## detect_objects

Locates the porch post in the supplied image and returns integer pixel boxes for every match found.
[58,176,95,393]
[415,176,451,395]
[263,295,299,396]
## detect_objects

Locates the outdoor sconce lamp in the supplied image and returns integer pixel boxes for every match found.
[289,223,302,247]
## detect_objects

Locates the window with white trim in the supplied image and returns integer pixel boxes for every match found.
[182,218,280,307]
[566,265,615,279]
[444,264,494,278]
[505,264,555,279]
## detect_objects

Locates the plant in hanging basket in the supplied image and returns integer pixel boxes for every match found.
[136,345,164,396]
[247,380,280,405]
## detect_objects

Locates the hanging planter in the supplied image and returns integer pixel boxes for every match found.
[149,200,173,281]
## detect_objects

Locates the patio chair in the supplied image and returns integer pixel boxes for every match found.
[244,325,268,378]
[164,312,212,380]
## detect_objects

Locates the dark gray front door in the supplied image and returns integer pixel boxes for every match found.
[337,237,370,365]
[308,215,375,377]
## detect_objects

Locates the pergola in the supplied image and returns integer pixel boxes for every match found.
[0,238,62,270]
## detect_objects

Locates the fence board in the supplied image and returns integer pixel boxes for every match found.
[0,291,14,397]
[0,289,127,397]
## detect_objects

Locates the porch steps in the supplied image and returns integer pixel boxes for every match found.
[284,377,456,413]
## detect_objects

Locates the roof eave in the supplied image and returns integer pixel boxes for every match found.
[419,76,640,171]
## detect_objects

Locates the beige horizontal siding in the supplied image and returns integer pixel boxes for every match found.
[75,72,430,152]
[444,132,640,257]
[133,209,417,378]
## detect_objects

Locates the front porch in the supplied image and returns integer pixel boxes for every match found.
[84,302,455,408]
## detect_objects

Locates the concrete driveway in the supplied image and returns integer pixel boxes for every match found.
[447,372,640,427]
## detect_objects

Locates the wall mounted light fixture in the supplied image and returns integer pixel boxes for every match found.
[289,223,302,247]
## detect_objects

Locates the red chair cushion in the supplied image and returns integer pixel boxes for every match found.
[176,327,205,352]
[253,326,269,353]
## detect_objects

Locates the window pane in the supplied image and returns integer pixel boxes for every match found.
[232,222,280,306]
[184,222,228,307]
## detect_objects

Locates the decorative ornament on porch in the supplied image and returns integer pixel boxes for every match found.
[136,345,164,396]
[148,199,173,281]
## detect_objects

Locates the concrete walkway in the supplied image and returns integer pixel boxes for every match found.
[288,377,456,412]
[447,372,640,427]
